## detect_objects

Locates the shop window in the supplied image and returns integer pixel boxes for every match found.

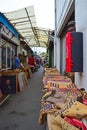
[1,40,16,70]
[7,47,11,68]
[2,46,6,69]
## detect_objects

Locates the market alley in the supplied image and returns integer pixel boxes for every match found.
[0,67,46,130]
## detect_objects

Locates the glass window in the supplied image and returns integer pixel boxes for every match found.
[1,39,17,69]
[7,47,11,68]
[2,46,6,69]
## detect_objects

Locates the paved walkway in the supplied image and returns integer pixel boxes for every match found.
[0,67,46,130]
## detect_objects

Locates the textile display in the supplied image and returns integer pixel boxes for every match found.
[63,101,87,119]
[39,101,58,125]
[42,90,53,99]
[51,115,79,130]
[39,67,87,129]
[44,68,61,76]
[45,93,67,108]
[43,76,72,88]
[39,84,78,124]
[64,117,87,130]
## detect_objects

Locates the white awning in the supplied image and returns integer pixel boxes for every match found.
[3,6,52,48]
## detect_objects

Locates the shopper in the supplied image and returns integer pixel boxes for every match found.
[28,54,35,72]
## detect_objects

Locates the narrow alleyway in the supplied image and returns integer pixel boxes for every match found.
[0,67,46,130]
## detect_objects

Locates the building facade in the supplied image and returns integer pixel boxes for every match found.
[55,0,87,90]
[0,12,31,70]
[0,12,20,70]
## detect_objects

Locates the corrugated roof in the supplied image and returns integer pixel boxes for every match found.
[3,6,52,48]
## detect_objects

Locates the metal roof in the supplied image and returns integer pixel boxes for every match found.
[3,6,52,48]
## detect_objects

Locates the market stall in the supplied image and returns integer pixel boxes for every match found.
[39,68,87,130]
[0,68,29,95]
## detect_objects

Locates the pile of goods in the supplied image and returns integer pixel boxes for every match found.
[39,68,87,130]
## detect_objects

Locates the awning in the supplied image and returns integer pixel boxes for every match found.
[3,6,52,48]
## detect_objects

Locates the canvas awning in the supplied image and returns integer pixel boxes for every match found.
[3,6,52,48]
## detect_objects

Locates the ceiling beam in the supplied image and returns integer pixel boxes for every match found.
[25,8,40,46]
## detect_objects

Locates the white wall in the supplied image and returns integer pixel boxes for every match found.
[1,25,21,55]
[56,38,60,70]
[55,0,74,72]
[60,37,66,74]
[56,0,74,33]
[1,25,20,45]
[55,0,87,90]
[62,38,66,74]
[75,0,87,91]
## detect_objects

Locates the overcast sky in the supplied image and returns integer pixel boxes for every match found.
[0,0,54,29]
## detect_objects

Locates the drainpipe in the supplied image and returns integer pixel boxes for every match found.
[54,0,57,67]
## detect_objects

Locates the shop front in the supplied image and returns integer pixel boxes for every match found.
[0,13,30,102]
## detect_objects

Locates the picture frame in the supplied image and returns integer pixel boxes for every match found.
[1,75,16,94]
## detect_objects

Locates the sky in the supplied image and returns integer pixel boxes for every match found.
[0,0,54,29]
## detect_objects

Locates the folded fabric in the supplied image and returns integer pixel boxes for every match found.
[45,93,67,108]
[42,91,52,99]
[47,80,72,88]
[81,117,87,128]
[51,115,79,130]
[63,101,87,119]
[38,102,57,125]
[82,98,87,105]
[64,117,87,130]
[40,101,58,114]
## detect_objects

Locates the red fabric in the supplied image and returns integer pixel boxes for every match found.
[66,32,73,72]
[64,117,87,130]
[82,98,87,105]
[28,57,35,66]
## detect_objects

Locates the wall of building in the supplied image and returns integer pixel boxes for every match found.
[1,25,20,45]
[54,0,74,73]
[56,0,74,34]
[55,37,60,70]
[60,37,66,74]
[55,0,87,90]
[75,0,87,91]
[0,25,20,69]
[55,0,74,72]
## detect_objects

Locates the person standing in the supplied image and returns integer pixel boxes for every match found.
[28,54,35,72]
[13,54,20,69]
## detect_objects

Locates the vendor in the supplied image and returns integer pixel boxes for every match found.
[13,54,20,69]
